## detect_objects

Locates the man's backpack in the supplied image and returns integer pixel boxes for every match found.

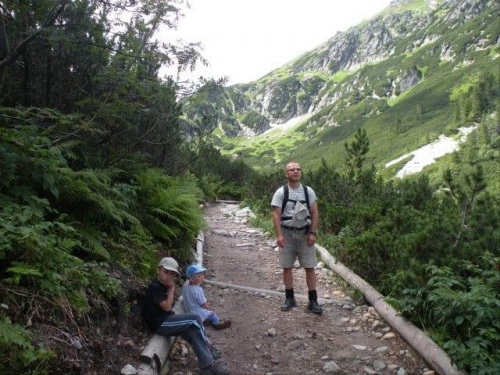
[280,184,311,222]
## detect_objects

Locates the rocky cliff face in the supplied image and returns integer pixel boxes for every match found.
[181,0,498,143]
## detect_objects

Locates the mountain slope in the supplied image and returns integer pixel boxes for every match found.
[181,0,499,178]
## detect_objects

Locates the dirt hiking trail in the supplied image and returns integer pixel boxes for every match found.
[167,202,434,375]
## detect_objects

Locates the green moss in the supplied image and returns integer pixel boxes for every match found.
[449,75,481,101]
[331,70,352,82]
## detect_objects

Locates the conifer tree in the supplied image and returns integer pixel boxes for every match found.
[471,86,485,122]
[477,116,491,147]
[454,101,461,124]
[459,93,472,123]
[344,128,370,181]
[443,165,487,249]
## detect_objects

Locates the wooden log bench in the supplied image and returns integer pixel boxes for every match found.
[138,233,205,375]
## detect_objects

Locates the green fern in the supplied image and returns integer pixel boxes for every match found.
[136,169,204,258]
[4,263,43,285]
[144,215,177,242]
[0,317,34,349]
[0,317,54,373]
[75,226,111,260]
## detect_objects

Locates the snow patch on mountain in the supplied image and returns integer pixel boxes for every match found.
[385,126,476,178]
[263,113,311,135]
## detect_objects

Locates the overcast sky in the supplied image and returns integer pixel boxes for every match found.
[162,0,393,85]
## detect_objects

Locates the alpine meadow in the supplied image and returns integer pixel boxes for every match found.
[0,0,499,374]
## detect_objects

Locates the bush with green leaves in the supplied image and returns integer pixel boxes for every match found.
[399,253,500,374]
[0,317,54,375]
[0,111,202,373]
[135,169,204,261]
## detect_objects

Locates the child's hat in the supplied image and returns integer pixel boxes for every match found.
[158,257,180,274]
[186,264,207,279]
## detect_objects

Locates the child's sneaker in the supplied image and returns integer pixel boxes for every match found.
[201,361,230,375]
[213,319,232,330]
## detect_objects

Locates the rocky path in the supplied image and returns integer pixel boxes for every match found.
[168,202,435,375]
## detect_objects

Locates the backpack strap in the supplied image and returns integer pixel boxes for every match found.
[281,184,289,215]
[280,184,311,222]
[303,184,310,210]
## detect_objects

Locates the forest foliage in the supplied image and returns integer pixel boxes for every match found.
[0,1,250,373]
[0,1,499,374]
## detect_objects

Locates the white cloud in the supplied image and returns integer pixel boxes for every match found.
[161,0,392,84]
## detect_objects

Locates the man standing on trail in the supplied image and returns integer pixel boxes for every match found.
[271,161,322,315]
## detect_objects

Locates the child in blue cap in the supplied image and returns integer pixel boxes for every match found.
[182,264,232,330]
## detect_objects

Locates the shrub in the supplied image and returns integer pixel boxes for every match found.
[401,253,500,374]
[136,169,204,261]
[0,317,54,375]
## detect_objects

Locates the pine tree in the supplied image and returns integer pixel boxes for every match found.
[443,165,487,249]
[471,86,485,122]
[454,102,461,124]
[477,116,490,146]
[344,128,370,181]
[460,93,472,123]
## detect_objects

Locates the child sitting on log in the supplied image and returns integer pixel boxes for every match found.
[182,264,232,330]
[143,257,229,375]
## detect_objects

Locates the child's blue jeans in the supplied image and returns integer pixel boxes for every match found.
[205,311,220,325]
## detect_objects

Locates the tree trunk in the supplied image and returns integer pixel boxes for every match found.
[0,13,8,94]
[22,51,30,106]
[45,46,52,106]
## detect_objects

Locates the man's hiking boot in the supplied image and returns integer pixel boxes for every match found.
[209,345,223,360]
[201,361,230,375]
[213,319,232,330]
[280,298,297,311]
[307,300,323,315]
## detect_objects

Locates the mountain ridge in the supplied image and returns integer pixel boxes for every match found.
[181,0,499,181]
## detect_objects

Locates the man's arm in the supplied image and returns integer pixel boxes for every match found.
[272,207,285,248]
[308,201,319,233]
[307,201,319,245]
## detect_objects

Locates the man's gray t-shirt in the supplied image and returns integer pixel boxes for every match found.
[271,184,317,227]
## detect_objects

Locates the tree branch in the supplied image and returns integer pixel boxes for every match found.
[0,0,70,70]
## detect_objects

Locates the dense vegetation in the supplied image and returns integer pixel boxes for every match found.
[1,1,498,374]
[0,1,251,373]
